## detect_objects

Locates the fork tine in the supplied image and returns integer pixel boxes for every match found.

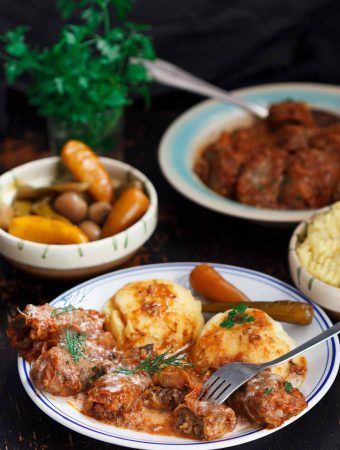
[199,362,261,403]
[213,382,241,404]
[208,380,232,402]
[198,373,220,400]
[204,379,230,402]
[199,365,236,400]
[213,371,252,404]
[199,362,260,403]
[202,378,226,401]
[203,373,220,389]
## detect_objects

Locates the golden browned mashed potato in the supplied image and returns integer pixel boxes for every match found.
[297,201,340,287]
[191,308,302,380]
[104,279,204,353]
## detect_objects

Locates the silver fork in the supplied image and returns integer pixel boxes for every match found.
[134,58,268,119]
[199,321,340,404]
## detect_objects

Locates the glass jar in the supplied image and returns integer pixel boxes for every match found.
[48,108,124,159]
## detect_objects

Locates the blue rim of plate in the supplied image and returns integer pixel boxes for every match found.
[158,83,340,223]
[19,262,340,447]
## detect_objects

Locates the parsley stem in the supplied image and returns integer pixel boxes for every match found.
[102,4,110,37]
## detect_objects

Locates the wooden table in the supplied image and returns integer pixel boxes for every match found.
[0,92,339,450]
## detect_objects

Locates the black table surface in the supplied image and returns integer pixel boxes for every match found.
[0,93,339,450]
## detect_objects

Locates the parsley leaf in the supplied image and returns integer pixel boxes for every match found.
[220,304,255,329]
[284,381,293,393]
[0,0,155,148]
[112,0,134,21]
[264,387,273,396]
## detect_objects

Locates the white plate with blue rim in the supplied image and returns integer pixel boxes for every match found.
[158,83,340,225]
[18,262,339,449]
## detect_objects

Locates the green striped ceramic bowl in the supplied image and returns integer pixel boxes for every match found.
[0,157,158,279]
[289,206,340,318]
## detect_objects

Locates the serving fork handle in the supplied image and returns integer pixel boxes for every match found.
[136,58,269,119]
[262,321,340,370]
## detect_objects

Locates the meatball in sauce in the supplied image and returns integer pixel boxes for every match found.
[194,101,340,209]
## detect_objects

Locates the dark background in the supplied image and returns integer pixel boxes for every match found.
[1,0,340,107]
[2,0,340,86]
[0,1,340,449]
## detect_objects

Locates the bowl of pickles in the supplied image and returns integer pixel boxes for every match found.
[0,140,158,279]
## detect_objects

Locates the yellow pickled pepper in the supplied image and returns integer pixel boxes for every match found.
[61,140,113,203]
[9,216,89,244]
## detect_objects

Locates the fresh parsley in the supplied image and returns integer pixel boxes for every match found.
[59,329,87,364]
[264,387,273,396]
[114,349,194,375]
[220,304,255,329]
[284,381,293,393]
[0,0,155,148]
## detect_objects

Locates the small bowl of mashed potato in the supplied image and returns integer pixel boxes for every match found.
[289,202,340,318]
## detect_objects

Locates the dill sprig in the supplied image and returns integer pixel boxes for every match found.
[114,349,194,376]
[220,303,255,329]
[17,307,29,316]
[60,329,87,364]
[50,287,93,318]
[51,305,77,317]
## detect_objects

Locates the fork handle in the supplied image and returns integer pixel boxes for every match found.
[261,321,340,369]
[139,58,269,119]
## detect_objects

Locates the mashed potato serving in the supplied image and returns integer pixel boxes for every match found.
[104,279,204,353]
[191,307,303,381]
[297,201,340,287]
[104,277,306,387]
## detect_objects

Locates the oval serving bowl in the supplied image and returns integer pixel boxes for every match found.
[0,157,158,279]
[18,263,339,450]
[289,206,340,319]
[159,82,340,225]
